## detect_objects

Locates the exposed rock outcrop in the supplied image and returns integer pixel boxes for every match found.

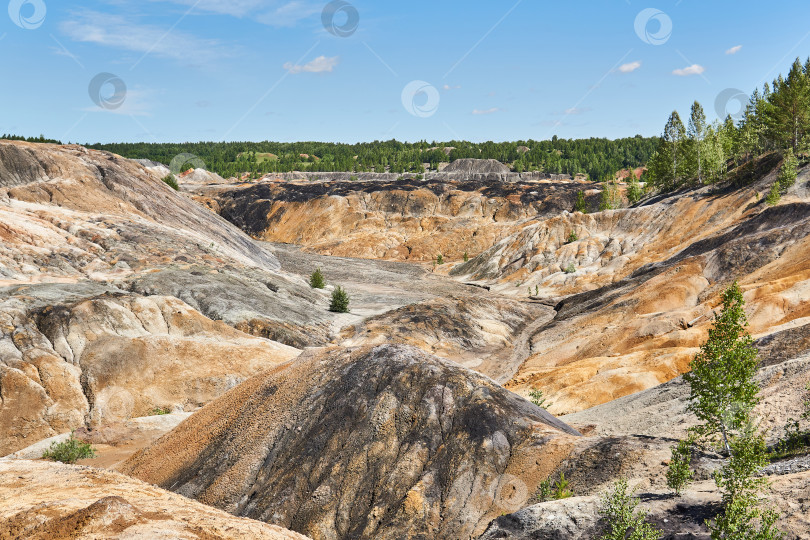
[202,178,599,261]
[0,288,298,455]
[443,158,511,174]
[0,460,309,539]
[122,345,580,540]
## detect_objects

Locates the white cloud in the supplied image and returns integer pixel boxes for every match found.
[726,45,743,55]
[472,107,502,115]
[618,61,642,73]
[60,11,226,64]
[673,64,706,76]
[283,55,339,74]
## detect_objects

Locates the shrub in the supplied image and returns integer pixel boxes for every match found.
[564,263,577,274]
[149,406,171,416]
[566,231,579,244]
[529,389,549,409]
[766,182,782,205]
[463,251,469,262]
[436,254,444,265]
[667,438,695,496]
[42,432,96,464]
[537,472,573,502]
[777,148,798,190]
[598,478,661,540]
[310,268,326,289]
[350,175,358,181]
[162,174,179,190]
[627,177,644,204]
[574,190,588,213]
[329,286,350,313]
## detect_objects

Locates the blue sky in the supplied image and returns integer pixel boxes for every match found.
[2,0,809,144]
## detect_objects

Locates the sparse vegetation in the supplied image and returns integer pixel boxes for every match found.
[537,472,573,502]
[42,432,96,464]
[598,478,662,540]
[667,438,695,496]
[529,389,549,409]
[463,251,469,262]
[149,406,171,416]
[670,281,784,538]
[566,231,579,244]
[310,268,326,289]
[162,174,179,190]
[574,190,588,213]
[329,286,350,313]
[564,263,577,274]
[599,179,622,210]
[436,254,444,265]
[774,383,810,459]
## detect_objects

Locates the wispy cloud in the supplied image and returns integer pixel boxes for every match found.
[563,107,591,115]
[673,64,705,76]
[442,84,461,91]
[284,55,339,74]
[60,11,227,64]
[726,45,743,55]
[472,107,502,115]
[618,61,641,73]
[81,88,154,117]
[149,0,320,27]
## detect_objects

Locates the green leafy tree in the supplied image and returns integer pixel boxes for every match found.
[707,432,784,540]
[667,438,695,496]
[574,190,588,213]
[42,432,96,464]
[329,286,350,313]
[777,148,799,190]
[683,282,760,455]
[598,478,662,540]
[309,268,326,289]
[162,174,180,190]
[599,180,621,210]
[627,175,643,204]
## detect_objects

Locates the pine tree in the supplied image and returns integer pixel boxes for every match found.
[663,111,687,189]
[764,58,810,152]
[329,286,350,313]
[309,268,326,289]
[687,102,708,184]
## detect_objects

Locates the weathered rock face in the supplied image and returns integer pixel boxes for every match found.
[0,288,298,455]
[122,345,580,540]
[0,460,309,539]
[443,158,511,175]
[202,178,600,261]
[447,164,810,415]
[0,141,340,455]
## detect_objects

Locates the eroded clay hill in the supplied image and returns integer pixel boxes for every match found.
[445,157,810,415]
[0,460,308,539]
[0,141,339,455]
[122,345,581,540]
[197,176,600,261]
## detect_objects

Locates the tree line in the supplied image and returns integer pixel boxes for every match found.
[81,137,658,181]
[646,57,810,191]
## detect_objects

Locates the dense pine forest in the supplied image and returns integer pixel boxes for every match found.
[644,57,810,194]
[78,137,659,181]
